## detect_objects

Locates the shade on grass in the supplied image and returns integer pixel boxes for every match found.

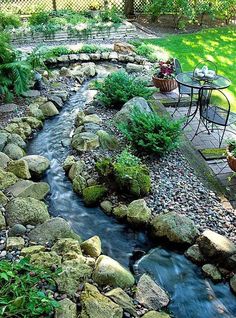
[142,26,236,112]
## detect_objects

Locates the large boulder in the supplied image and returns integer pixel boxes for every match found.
[55,298,77,318]
[6,180,50,200]
[127,199,151,226]
[71,132,99,152]
[135,274,169,310]
[5,197,50,226]
[114,97,152,124]
[93,255,135,288]
[7,159,31,179]
[0,168,18,190]
[80,283,123,318]
[151,212,199,245]
[56,259,93,297]
[197,230,236,261]
[0,152,11,169]
[82,185,107,206]
[22,155,50,177]
[29,217,81,244]
[39,101,59,117]
[81,235,102,258]
[3,143,25,160]
[105,288,136,316]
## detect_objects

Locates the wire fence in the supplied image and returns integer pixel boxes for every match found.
[0,0,149,14]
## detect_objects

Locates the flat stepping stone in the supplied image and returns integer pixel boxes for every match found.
[0,104,18,113]
[22,90,40,98]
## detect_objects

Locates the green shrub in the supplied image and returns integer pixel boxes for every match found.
[96,149,151,198]
[0,12,21,30]
[29,11,49,25]
[95,70,153,108]
[118,108,183,156]
[0,258,59,317]
[99,7,123,24]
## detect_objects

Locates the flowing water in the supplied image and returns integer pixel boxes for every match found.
[27,65,236,318]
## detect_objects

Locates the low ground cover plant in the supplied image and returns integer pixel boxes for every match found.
[95,70,153,108]
[118,108,183,156]
[0,258,59,317]
[96,149,151,198]
[0,12,21,30]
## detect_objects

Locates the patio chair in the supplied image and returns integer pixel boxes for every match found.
[172,58,199,116]
[192,87,236,147]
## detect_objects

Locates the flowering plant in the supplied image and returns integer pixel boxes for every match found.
[154,59,175,79]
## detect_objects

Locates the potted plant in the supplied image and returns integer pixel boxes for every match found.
[226,139,236,172]
[152,59,177,92]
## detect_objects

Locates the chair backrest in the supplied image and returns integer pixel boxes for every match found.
[199,87,231,126]
[173,58,183,75]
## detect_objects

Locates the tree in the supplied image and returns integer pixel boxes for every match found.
[124,0,134,17]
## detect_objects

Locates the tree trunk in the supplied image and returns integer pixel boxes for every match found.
[124,0,134,17]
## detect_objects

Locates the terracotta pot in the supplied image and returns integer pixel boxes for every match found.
[226,147,236,172]
[152,76,178,93]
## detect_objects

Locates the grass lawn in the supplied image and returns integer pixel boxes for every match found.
[142,26,236,112]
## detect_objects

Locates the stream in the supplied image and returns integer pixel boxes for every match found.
[27,65,236,318]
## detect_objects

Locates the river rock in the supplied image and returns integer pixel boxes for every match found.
[0,191,8,206]
[56,259,93,297]
[100,200,113,214]
[126,63,144,73]
[7,133,26,149]
[114,97,152,124]
[75,110,85,127]
[21,117,43,130]
[151,212,199,245]
[7,159,31,179]
[30,251,62,268]
[0,211,6,230]
[8,224,27,237]
[21,245,45,257]
[63,155,76,172]
[48,95,63,109]
[55,298,77,318]
[6,197,49,226]
[52,238,82,256]
[68,160,85,180]
[81,235,101,258]
[22,90,40,98]
[39,101,59,117]
[29,217,81,244]
[97,130,119,150]
[6,236,24,250]
[127,199,151,226]
[230,275,236,294]
[3,143,25,160]
[28,103,45,121]
[0,132,8,151]
[83,114,101,125]
[142,311,171,318]
[105,288,136,316]
[6,180,50,200]
[0,168,18,190]
[72,132,99,152]
[135,274,169,310]
[113,204,128,219]
[72,175,87,195]
[82,185,107,206]
[81,62,97,77]
[197,230,236,261]
[93,255,135,288]
[0,152,11,169]
[80,283,123,318]
[185,244,206,264]
[202,264,222,282]
[22,155,50,177]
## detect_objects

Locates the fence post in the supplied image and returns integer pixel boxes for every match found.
[52,0,57,11]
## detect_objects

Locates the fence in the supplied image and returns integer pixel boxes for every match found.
[0,0,149,14]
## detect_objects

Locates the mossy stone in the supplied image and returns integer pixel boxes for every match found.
[83,185,107,206]
[30,251,62,268]
[81,235,102,258]
[113,204,128,219]
[0,191,8,206]
[0,168,18,190]
[7,159,31,179]
[72,175,87,195]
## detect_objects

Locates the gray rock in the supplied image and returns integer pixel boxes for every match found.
[28,103,45,121]
[114,97,152,124]
[127,199,151,226]
[0,152,11,169]
[202,264,222,282]
[39,101,59,117]
[22,155,50,177]
[0,132,8,151]
[0,103,18,113]
[22,90,40,98]
[81,235,102,258]
[185,244,206,264]
[8,224,27,237]
[151,212,199,245]
[63,155,76,172]
[6,197,50,226]
[135,274,169,310]
[0,168,18,191]
[3,143,25,160]
[7,133,26,149]
[97,130,119,150]
[6,180,50,200]
[0,211,6,230]
[71,132,99,152]
[100,200,113,214]
[48,95,64,109]
[6,236,25,250]
[126,63,144,73]
[230,275,236,294]
[29,217,81,244]
[105,288,136,316]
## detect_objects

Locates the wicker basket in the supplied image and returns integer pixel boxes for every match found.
[152,76,178,93]
[226,147,236,172]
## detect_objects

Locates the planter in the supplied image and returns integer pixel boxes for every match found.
[152,76,177,93]
[226,147,236,172]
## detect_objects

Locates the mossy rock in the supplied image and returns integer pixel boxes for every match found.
[127,199,151,226]
[28,103,45,121]
[51,238,82,256]
[0,211,6,230]
[21,116,43,129]
[7,133,26,149]
[0,168,18,191]
[0,191,8,206]
[3,143,25,160]
[68,160,85,180]
[7,159,31,179]
[113,204,128,219]
[83,185,107,206]
[63,155,76,172]
[30,251,62,268]
[0,152,11,169]
[72,175,87,195]
[96,130,119,151]
[81,235,102,258]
